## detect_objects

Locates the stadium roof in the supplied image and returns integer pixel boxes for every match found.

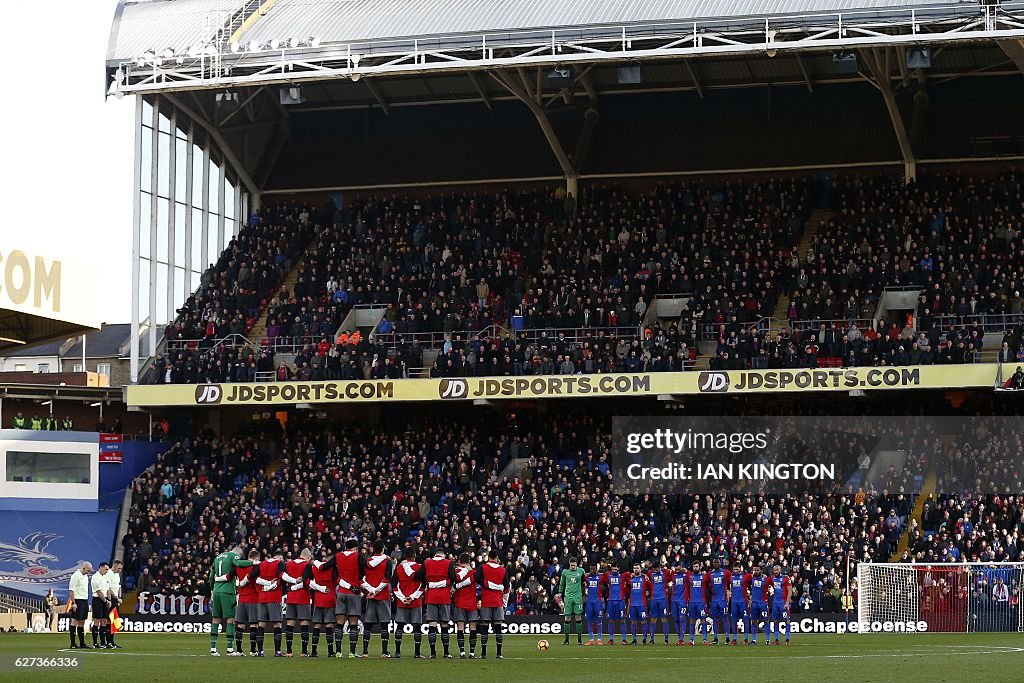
[1,324,131,360]
[105,0,1024,197]
[107,0,967,63]
[107,0,1024,96]
[0,318,96,356]
[233,0,957,48]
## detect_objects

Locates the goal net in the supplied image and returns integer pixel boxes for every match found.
[857,563,1024,633]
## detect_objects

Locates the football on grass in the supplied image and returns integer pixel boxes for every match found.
[537,639,550,651]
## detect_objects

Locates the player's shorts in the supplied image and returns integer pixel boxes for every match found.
[584,601,603,621]
[257,602,283,623]
[710,600,728,618]
[363,600,392,624]
[770,604,789,620]
[312,606,335,625]
[72,599,89,621]
[211,592,236,620]
[687,603,707,619]
[628,605,647,621]
[478,606,504,622]
[395,606,424,624]
[672,601,688,619]
[751,604,769,620]
[335,593,361,617]
[234,601,258,624]
[606,601,625,620]
[91,598,109,620]
[562,597,583,616]
[648,599,667,618]
[453,607,479,623]
[424,603,451,623]
[730,602,749,619]
[285,603,312,621]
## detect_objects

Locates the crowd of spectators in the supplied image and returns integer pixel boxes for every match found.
[427,320,697,377]
[152,202,322,384]
[814,171,1024,318]
[119,399,1023,615]
[149,169,1024,384]
[694,169,1024,369]
[152,177,812,383]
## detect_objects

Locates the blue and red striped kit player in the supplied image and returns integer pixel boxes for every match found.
[749,567,771,645]
[624,564,651,645]
[584,565,605,645]
[684,560,710,645]
[770,565,792,645]
[708,558,732,644]
[646,561,671,644]
[602,567,627,644]
[670,562,689,645]
[728,563,752,645]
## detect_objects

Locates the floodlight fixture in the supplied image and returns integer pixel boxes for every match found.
[248,40,260,52]
[270,38,281,50]
[230,41,241,53]
[310,36,321,48]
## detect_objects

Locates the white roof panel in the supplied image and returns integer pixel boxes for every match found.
[241,0,963,45]
[109,0,969,61]
[109,0,247,60]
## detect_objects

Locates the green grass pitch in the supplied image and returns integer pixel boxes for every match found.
[0,632,1021,682]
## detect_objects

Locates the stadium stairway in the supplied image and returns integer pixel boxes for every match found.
[771,208,832,324]
[890,471,937,561]
[694,208,832,370]
[889,437,947,561]
[246,261,308,345]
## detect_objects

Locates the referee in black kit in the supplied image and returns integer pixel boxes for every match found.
[67,561,92,649]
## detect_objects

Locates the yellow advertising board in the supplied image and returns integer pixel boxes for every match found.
[125,364,1002,407]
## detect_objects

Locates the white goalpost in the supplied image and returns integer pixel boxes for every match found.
[856,562,1024,633]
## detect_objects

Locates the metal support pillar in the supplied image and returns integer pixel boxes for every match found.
[148,98,160,357]
[862,48,916,183]
[491,69,578,195]
[130,96,144,383]
[183,125,194,302]
[1000,39,1024,76]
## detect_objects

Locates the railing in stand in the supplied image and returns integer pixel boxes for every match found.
[932,313,1024,335]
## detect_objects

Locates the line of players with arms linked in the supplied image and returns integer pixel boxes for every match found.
[208,540,512,659]
[566,558,794,647]
[208,538,796,659]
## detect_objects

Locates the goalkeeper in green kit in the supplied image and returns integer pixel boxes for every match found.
[557,557,585,645]
[209,545,255,656]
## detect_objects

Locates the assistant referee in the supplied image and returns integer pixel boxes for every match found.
[68,561,92,649]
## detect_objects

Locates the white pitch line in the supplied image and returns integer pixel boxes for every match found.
[53,645,1024,661]
[505,646,1024,661]
[57,649,208,657]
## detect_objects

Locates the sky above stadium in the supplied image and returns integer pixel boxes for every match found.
[2,1,134,324]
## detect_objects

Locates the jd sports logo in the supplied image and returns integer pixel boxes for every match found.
[194,384,222,404]
[438,379,469,399]
[698,372,729,393]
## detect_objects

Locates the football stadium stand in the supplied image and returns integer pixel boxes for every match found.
[148,169,1024,384]
[63,0,1024,650]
